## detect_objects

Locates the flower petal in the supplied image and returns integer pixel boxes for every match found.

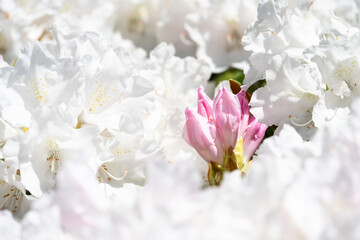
[183,108,222,163]
[197,85,214,122]
[243,116,268,163]
[236,90,250,137]
[213,88,240,149]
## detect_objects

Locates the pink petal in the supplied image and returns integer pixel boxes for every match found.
[236,90,250,137]
[213,88,240,150]
[183,108,223,163]
[242,118,268,163]
[197,86,214,122]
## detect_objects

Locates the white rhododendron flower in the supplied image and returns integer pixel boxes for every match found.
[155,0,210,58]
[250,52,322,137]
[242,0,320,86]
[18,106,98,194]
[308,31,360,103]
[0,0,57,63]
[8,41,82,112]
[186,0,259,72]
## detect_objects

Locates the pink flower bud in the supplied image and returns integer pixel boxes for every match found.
[213,88,240,149]
[183,86,267,168]
[183,108,223,163]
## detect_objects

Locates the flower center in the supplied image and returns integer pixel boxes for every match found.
[332,57,360,98]
[127,4,149,35]
[295,90,318,103]
[31,78,49,104]
[87,81,114,113]
[226,19,243,51]
[0,32,8,56]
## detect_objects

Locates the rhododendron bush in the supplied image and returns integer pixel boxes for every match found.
[1,0,360,239]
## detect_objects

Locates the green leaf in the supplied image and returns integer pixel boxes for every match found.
[210,68,245,86]
[247,79,266,95]
[0,158,4,162]
[263,125,277,140]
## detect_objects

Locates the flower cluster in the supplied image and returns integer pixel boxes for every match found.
[1,0,360,239]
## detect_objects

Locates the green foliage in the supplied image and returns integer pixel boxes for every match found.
[210,67,245,86]
[209,68,266,96]
[247,79,266,95]
[264,125,277,140]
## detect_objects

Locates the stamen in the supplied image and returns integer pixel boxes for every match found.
[0,187,23,213]
[289,115,313,127]
[106,169,128,181]
[98,164,129,183]
[87,82,113,113]
[102,164,128,181]
[339,85,344,99]
[31,78,49,104]
[47,150,60,175]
